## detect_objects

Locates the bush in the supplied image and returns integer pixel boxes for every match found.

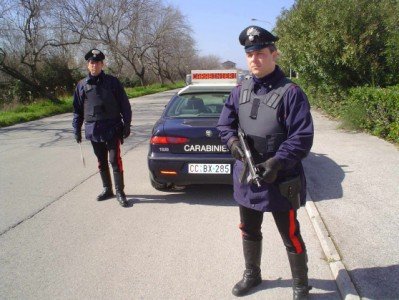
[0,80,36,107]
[293,77,398,144]
[341,85,399,143]
[38,58,82,96]
[292,77,347,117]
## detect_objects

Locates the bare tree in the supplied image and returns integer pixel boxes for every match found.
[190,54,222,70]
[61,0,160,85]
[144,4,221,81]
[145,4,195,84]
[61,0,198,86]
[0,0,83,102]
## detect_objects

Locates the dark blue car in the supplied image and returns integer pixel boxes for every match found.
[147,71,238,190]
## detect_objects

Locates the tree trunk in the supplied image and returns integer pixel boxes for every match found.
[0,64,60,103]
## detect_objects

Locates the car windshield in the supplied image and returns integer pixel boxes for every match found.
[165,92,230,118]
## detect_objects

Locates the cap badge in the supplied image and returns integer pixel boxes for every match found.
[92,49,100,57]
[247,27,260,42]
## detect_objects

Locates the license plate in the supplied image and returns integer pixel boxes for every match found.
[188,163,231,174]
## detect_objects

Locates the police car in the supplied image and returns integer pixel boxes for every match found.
[147,70,238,190]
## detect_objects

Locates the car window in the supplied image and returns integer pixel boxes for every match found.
[165,93,230,118]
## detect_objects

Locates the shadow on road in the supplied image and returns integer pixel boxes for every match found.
[303,152,346,202]
[126,185,235,207]
[0,120,51,131]
[247,277,340,299]
[0,119,74,147]
[349,264,399,299]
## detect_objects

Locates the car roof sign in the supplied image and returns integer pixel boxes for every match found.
[191,70,238,85]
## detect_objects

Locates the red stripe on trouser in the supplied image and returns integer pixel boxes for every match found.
[116,139,123,172]
[289,209,303,254]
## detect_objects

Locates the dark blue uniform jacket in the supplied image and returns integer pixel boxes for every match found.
[217,66,314,212]
[72,71,132,142]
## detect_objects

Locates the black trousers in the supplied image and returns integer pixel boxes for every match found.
[91,137,123,172]
[239,205,306,254]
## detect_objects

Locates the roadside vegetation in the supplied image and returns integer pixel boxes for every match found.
[0,0,213,128]
[0,0,220,107]
[1,0,398,144]
[0,97,72,127]
[0,82,184,127]
[275,0,399,144]
[125,82,184,99]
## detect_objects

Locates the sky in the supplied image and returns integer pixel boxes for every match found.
[165,0,296,69]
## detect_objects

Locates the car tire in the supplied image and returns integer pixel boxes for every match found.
[150,176,173,191]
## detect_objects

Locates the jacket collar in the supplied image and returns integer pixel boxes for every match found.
[86,71,105,84]
[252,65,285,88]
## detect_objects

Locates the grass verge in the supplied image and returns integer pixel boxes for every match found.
[0,82,185,128]
[0,97,73,127]
[125,82,184,98]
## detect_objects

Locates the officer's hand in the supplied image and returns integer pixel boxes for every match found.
[123,124,131,139]
[256,157,282,183]
[230,140,244,161]
[74,132,82,143]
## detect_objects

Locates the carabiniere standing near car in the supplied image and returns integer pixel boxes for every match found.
[72,49,132,207]
[217,26,314,299]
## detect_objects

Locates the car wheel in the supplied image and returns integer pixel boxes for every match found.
[150,176,173,191]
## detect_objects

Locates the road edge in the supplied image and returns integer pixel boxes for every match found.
[305,193,360,300]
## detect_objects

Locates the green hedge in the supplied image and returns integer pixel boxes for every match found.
[295,78,399,144]
[342,85,399,143]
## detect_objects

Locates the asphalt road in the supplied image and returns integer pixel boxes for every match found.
[0,90,397,299]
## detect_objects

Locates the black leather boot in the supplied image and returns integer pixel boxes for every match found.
[287,251,312,300]
[232,239,262,296]
[114,171,128,207]
[97,169,114,201]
